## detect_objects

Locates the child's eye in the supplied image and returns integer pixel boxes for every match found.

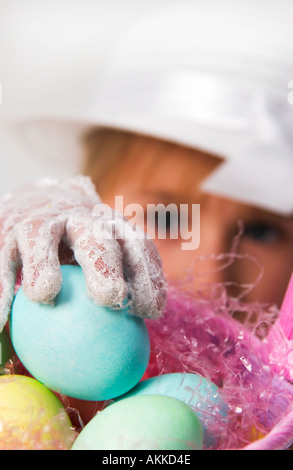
[155,209,179,238]
[165,211,178,232]
[243,222,281,243]
[145,206,180,239]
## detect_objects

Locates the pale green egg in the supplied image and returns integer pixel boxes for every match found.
[72,394,203,450]
[116,372,228,448]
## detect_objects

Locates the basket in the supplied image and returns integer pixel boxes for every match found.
[144,271,293,450]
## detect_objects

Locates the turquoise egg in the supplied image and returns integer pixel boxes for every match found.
[117,372,228,448]
[10,265,150,401]
[72,394,203,450]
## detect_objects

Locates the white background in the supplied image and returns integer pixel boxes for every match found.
[0,0,169,196]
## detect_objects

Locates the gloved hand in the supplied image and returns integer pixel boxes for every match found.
[0,175,167,331]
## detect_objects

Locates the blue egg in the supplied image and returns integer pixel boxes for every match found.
[10,265,150,401]
[117,372,228,448]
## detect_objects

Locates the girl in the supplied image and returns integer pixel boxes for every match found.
[0,0,292,331]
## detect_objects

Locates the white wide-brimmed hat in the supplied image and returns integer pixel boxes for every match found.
[3,0,293,215]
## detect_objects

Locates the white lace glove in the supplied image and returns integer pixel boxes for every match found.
[0,175,167,331]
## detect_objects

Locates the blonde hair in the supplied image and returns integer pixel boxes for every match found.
[82,127,222,198]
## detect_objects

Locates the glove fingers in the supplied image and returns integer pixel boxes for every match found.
[0,236,18,331]
[114,218,167,319]
[66,217,128,307]
[16,217,64,303]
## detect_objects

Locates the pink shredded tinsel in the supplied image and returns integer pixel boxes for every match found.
[145,282,293,450]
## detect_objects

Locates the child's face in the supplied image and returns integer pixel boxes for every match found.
[98,135,293,309]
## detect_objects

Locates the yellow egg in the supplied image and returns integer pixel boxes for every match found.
[0,375,75,450]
